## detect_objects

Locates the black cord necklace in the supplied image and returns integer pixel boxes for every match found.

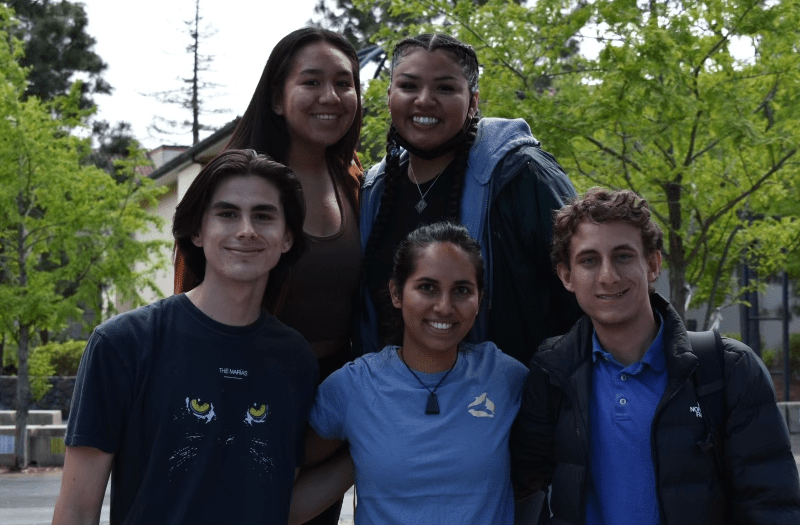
[398,347,457,415]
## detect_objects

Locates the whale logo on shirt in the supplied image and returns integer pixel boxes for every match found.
[468,393,495,418]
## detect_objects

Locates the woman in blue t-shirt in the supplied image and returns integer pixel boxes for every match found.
[291,221,528,525]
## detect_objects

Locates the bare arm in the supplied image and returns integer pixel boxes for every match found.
[52,446,113,525]
[289,428,353,525]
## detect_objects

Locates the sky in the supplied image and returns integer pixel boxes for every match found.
[81,0,321,150]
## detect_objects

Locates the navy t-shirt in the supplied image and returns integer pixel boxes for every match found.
[66,294,318,524]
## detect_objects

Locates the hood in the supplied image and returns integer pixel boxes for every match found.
[467,118,540,185]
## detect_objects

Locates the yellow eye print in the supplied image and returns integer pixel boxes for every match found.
[249,404,267,419]
[190,399,211,415]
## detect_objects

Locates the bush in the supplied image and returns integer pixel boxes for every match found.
[765,333,800,380]
[761,349,777,370]
[28,340,87,401]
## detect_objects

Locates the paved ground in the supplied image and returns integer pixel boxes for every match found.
[1,439,797,525]
[0,470,352,525]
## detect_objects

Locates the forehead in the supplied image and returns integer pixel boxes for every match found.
[393,48,468,80]
[207,175,282,210]
[407,242,478,282]
[288,41,354,76]
[569,219,644,256]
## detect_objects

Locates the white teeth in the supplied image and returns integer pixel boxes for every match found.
[598,292,625,299]
[413,116,439,125]
[315,114,337,120]
[429,322,452,330]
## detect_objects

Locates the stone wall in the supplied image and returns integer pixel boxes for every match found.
[0,377,76,419]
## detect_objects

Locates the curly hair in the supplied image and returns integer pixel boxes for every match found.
[551,187,663,270]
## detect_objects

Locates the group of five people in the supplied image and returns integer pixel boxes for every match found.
[52,27,799,525]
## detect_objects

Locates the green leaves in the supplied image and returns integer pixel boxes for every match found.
[355,0,800,323]
[0,6,167,376]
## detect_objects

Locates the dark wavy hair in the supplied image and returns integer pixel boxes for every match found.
[386,221,484,346]
[226,27,362,207]
[551,187,664,270]
[363,33,480,280]
[173,149,306,307]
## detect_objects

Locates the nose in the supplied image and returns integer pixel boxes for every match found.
[236,217,257,238]
[599,258,620,284]
[433,293,454,315]
[319,81,340,104]
[415,86,435,107]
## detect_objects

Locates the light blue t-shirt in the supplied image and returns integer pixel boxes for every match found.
[586,313,667,525]
[310,342,528,525]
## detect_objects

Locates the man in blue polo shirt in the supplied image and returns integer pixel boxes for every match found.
[511,187,800,524]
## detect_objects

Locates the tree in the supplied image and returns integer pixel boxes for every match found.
[312,0,427,50]
[147,0,227,145]
[7,0,110,108]
[84,120,140,181]
[355,0,800,323]
[0,6,167,470]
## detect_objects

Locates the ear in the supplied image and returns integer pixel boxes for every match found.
[556,262,575,293]
[191,232,203,248]
[281,231,293,253]
[272,92,284,116]
[647,250,662,283]
[386,85,392,113]
[389,280,402,309]
[468,91,479,118]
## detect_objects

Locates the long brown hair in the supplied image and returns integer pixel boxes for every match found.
[226,27,363,211]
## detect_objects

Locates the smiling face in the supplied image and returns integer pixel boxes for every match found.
[557,219,661,335]
[390,242,481,369]
[388,48,478,152]
[274,41,358,154]
[192,175,293,293]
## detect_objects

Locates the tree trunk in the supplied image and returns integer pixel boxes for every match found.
[12,323,31,472]
[191,0,200,145]
[665,180,687,321]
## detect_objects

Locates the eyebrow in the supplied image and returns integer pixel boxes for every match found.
[298,68,353,77]
[210,201,280,213]
[414,276,476,286]
[397,72,460,82]
[574,244,638,258]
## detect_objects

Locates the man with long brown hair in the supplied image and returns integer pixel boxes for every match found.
[53,150,318,525]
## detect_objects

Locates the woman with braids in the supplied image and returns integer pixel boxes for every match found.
[357,33,583,366]
[290,221,529,525]
[173,27,362,525]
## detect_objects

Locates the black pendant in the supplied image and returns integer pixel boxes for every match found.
[425,393,440,415]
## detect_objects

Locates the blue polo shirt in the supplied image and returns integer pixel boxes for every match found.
[586,312,667,525]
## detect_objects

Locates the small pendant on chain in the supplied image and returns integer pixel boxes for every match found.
[415,199,427,213]
[425,393,440,415]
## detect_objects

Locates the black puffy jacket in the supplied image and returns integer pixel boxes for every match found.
[511,294,800,524]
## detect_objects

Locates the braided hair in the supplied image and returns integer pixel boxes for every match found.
[363,34,481,275]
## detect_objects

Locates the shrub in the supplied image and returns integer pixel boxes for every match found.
[28,340,87,401]
[765,333,800,380]
[761,349,777,370]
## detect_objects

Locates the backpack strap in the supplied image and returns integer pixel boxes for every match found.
[687,330,727,476]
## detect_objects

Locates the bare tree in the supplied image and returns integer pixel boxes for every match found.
[147,0,228,145]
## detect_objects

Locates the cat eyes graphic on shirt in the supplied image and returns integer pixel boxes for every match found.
[185,397,269,426]
[169,393,275,480]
